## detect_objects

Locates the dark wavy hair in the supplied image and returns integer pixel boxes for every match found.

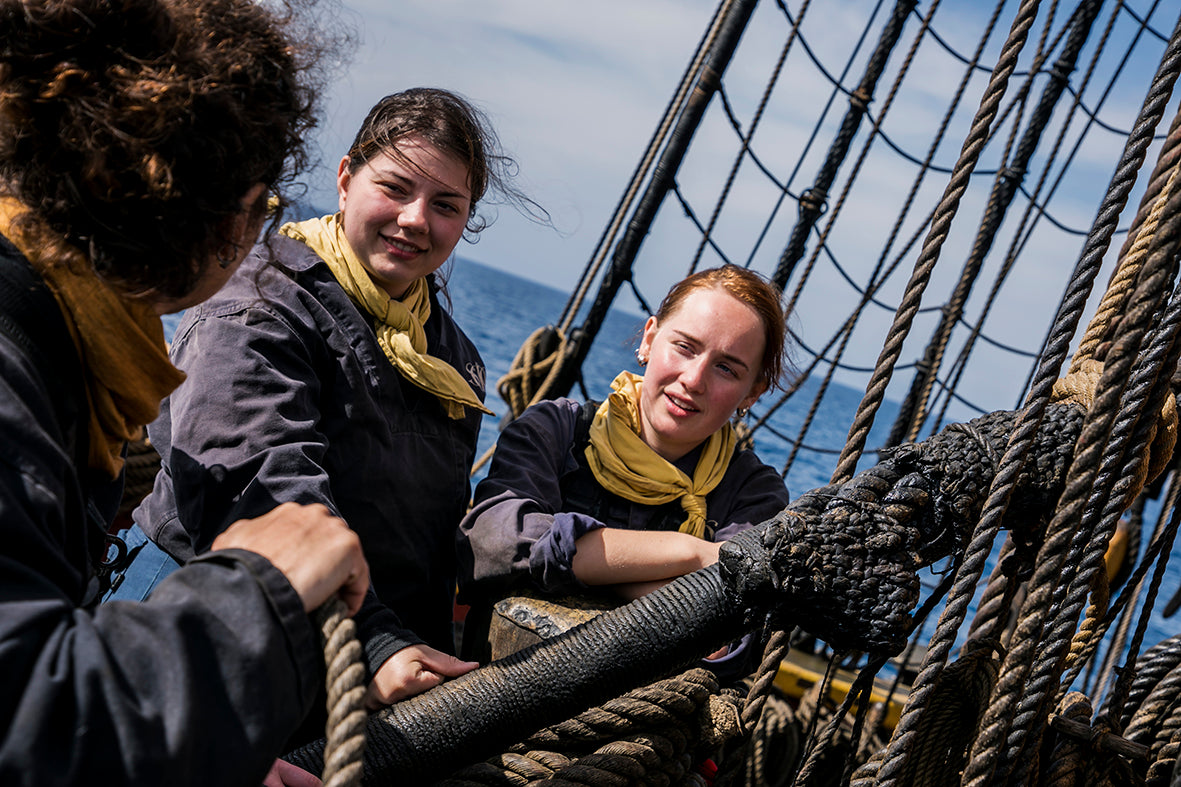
[343,87,545,240]
[0,0,338,297]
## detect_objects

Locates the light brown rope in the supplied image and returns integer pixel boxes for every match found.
[313,598,367,787]
[1071,164,1181,375]
[1052,162,1181,494]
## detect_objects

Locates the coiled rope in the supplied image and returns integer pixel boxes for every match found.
[437,668,742,786]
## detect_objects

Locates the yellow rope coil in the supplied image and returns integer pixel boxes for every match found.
[496,325,570,419]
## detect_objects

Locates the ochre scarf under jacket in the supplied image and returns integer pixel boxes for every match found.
[584,371,736,539]
[0,199,185,479]
[280,215,491,420]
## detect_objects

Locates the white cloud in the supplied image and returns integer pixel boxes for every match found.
[307,0,1178,420]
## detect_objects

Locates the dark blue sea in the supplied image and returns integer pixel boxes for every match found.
[165,255,1180,686]
[446,257,1181,687]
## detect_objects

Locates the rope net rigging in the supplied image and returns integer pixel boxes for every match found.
[291,0,1181,784]
[450,0,1181,784]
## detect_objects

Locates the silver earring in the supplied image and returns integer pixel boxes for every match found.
[736,407,749,418]
[635,349,648,366]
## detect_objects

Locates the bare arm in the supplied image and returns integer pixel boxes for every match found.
[570,528,721,587]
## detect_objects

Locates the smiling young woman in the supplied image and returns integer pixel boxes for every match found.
[109,87,544,745]
[456,265,792,672]
[335,135,473,299]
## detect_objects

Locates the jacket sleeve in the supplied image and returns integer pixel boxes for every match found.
[0,353,323,787]
[141,298,419,671]
[456,399,606,602]
[144,300,340,553]
[711,449,791,543]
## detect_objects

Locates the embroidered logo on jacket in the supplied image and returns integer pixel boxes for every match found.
[466,362,486,393]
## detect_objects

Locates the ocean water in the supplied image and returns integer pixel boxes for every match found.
[164,255,1181,685]
[446,257,1181,687]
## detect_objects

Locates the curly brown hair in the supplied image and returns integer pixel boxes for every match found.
[0,0,338,297]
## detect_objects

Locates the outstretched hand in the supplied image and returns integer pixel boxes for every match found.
[211,502,369,615]
[365,644,479,710]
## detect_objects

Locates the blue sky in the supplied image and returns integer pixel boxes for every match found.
[305,0,1179,418]
[304,0,724,289]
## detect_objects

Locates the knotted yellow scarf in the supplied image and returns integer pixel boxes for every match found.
[0,199,185,479]
[280,215,492,420]
[584,371,736,539]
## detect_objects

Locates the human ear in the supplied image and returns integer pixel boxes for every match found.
[336,155,352,212]
[739,382,767,412]
[230,183,268,248]
[638,316,659,360]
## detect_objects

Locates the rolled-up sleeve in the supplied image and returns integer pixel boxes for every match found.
[457,399,605,601]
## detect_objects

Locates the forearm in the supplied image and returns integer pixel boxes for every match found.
[571,528,721,586]
[2,552,321,787]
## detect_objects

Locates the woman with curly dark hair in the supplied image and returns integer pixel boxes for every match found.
[0,0,371,784]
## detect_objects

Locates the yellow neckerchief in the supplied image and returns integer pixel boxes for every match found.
[584,371,736,539]
[0,199,185,479]
[280,214,492,420]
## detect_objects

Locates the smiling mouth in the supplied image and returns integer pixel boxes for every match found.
[381,234,424,254]
[665,392,700,414]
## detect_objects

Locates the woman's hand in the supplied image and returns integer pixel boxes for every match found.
[211,502,369,615]
[364,645,479,710]
[262,759,322,787]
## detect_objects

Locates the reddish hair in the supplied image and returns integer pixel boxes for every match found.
[655,265,789,393]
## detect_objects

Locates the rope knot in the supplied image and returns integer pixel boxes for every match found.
[849,86,873,112]
[798,187,828,216]
[1051,358,1103,410]
[1052,358,1178,497]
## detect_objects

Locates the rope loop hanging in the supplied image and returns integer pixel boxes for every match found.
[496,324,572,421]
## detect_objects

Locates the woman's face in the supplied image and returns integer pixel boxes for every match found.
[636,286,766,462]
[337,134,472,299]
